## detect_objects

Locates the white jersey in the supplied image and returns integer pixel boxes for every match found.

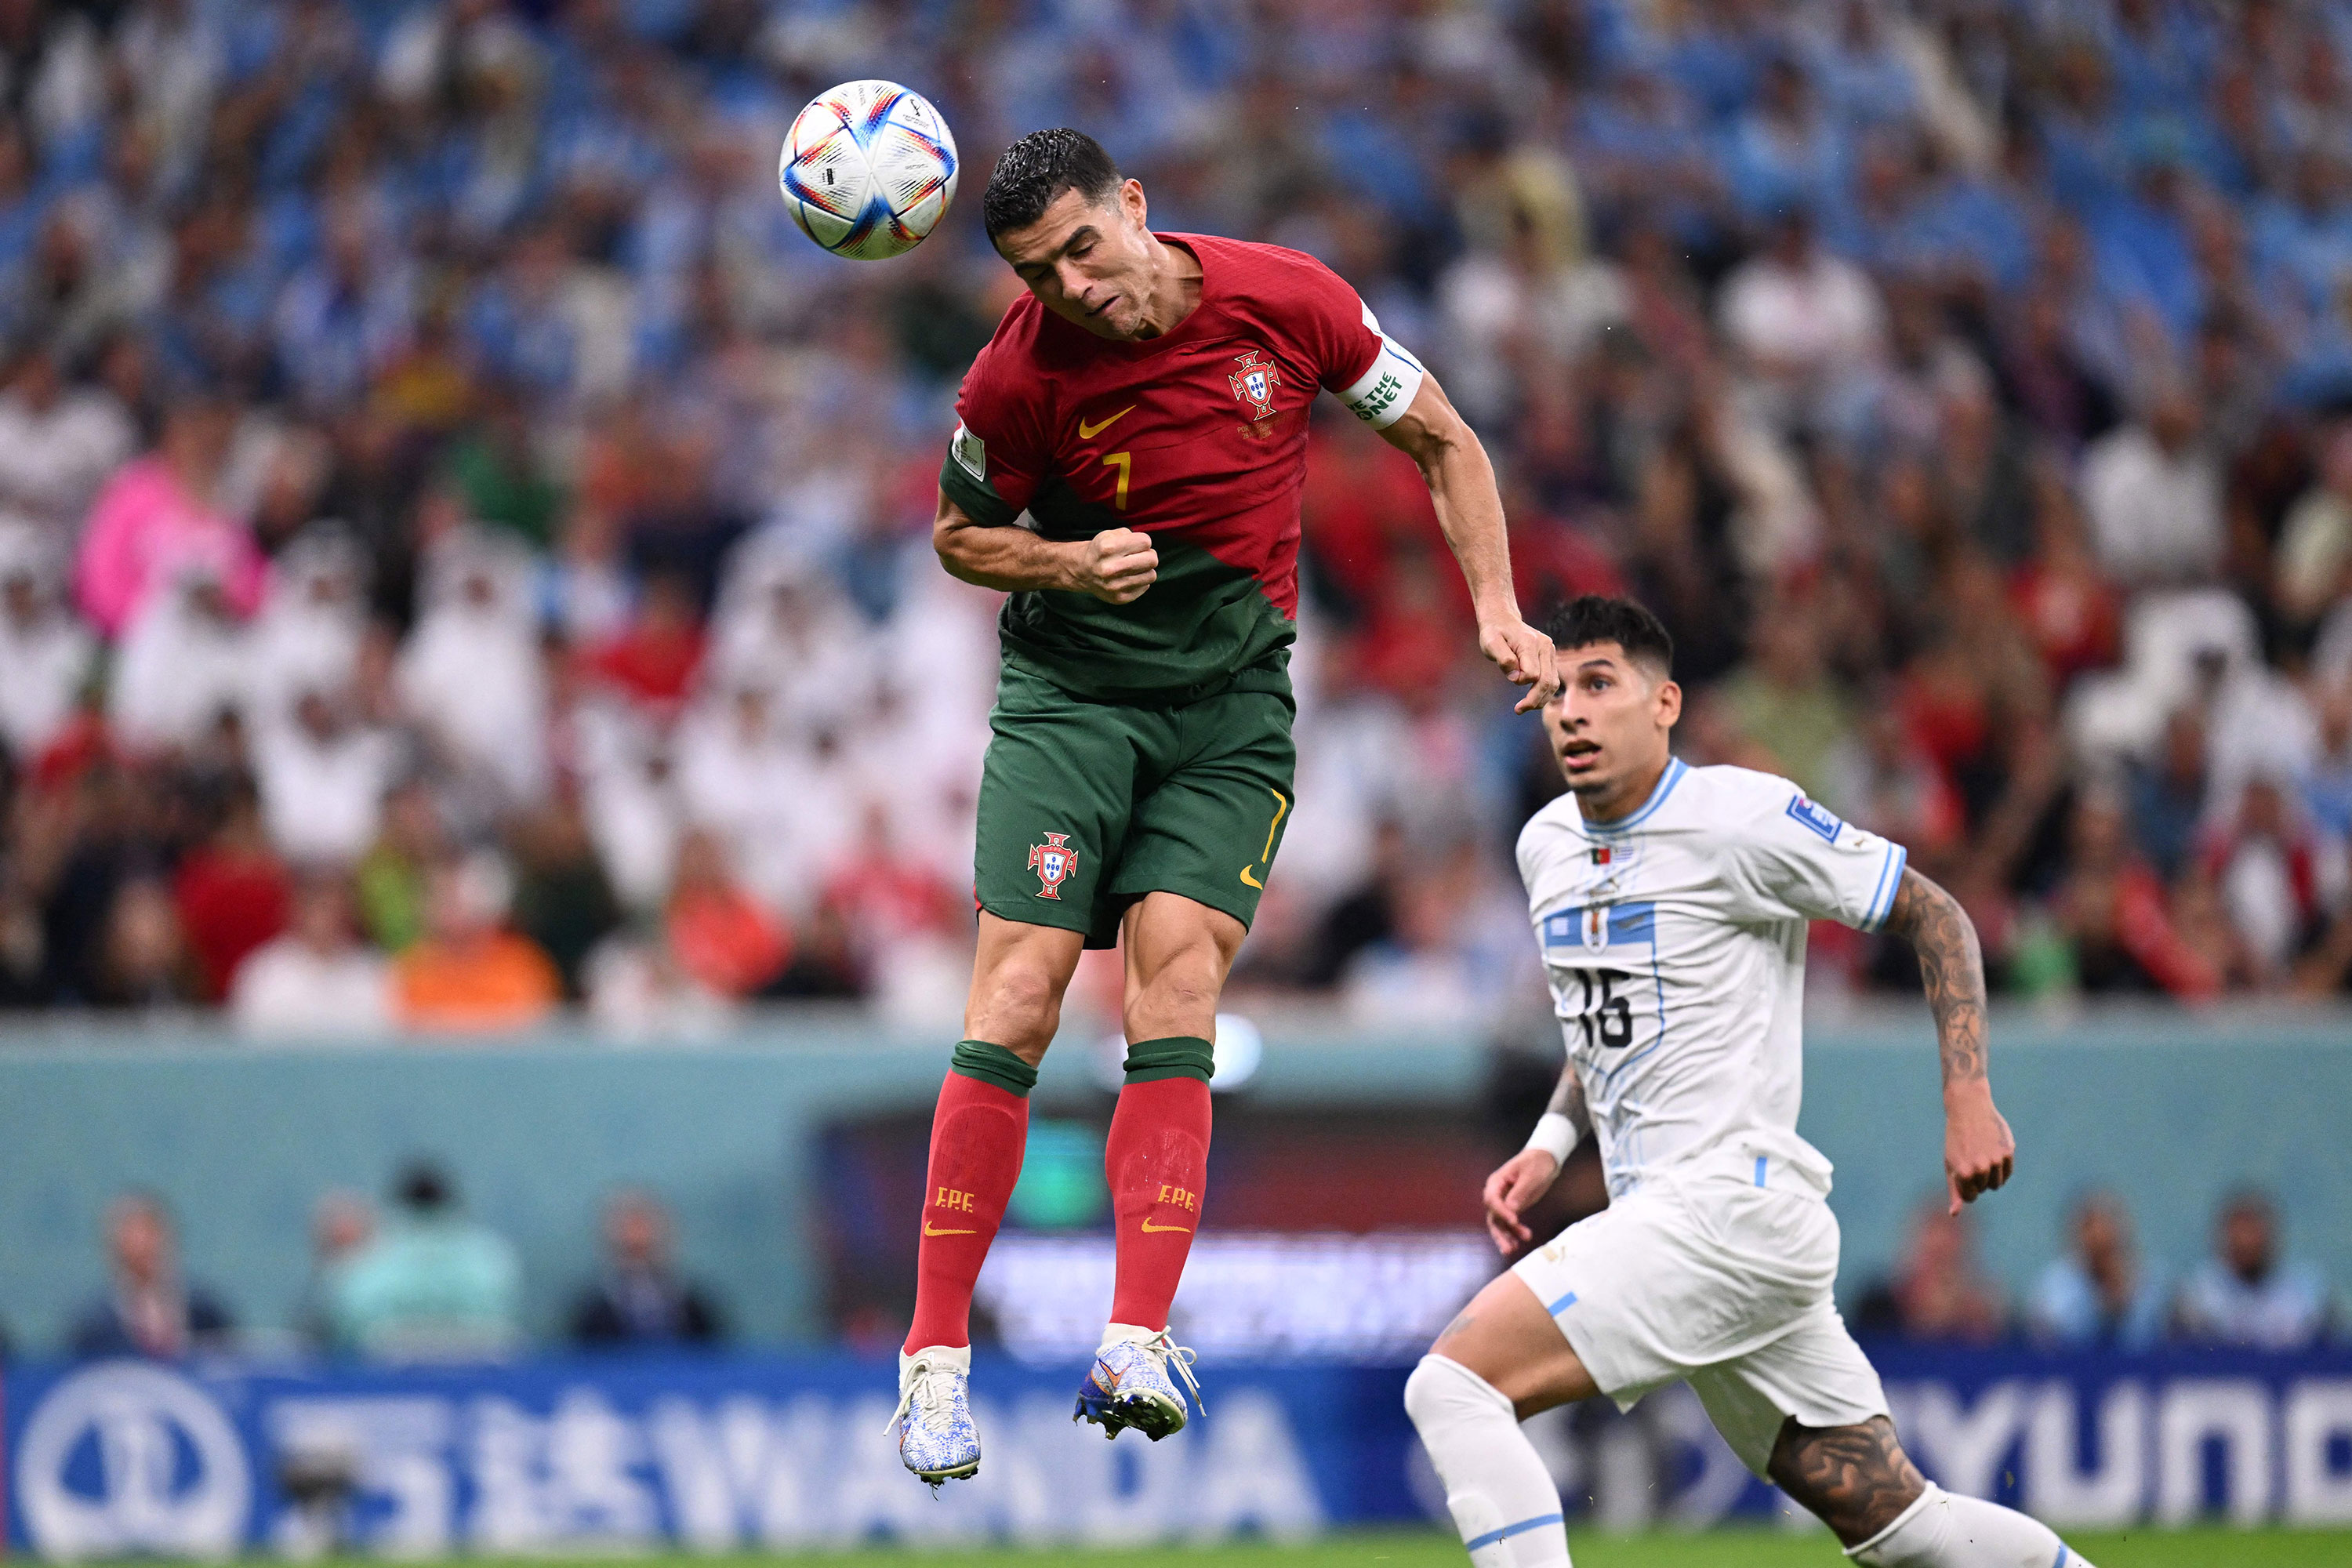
[1515,758,1907,1200]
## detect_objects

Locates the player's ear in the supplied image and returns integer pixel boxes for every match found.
[1654,677,1682,730]
[1120,177,1148,230]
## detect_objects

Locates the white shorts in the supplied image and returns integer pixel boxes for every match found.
[1509,1153,1888,1476]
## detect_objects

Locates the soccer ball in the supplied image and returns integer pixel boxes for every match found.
[779,80,959,260]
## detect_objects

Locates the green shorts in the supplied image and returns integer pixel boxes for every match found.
[975,653,1297,949]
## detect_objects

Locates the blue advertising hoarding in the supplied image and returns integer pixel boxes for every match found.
[5,1347,2350,1555]
[2,1355,1405,1557]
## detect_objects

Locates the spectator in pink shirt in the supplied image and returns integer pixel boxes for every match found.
[74,394,267,640]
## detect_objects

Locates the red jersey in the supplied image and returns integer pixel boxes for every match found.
[938,232,1426,698]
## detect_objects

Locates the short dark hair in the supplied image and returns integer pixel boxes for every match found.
[1544,594,1674,677]
[396,1160,454,1214]
[982,129,1121,240]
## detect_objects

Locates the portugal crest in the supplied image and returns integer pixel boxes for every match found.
[1229,350,1282,418]
[1027,833,1079,899]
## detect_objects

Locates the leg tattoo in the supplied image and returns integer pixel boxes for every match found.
[1768,1415,1929,1546]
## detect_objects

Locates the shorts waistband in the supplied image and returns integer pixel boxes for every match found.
[1000,647,1294,710]
[1668,1148,1834,1200]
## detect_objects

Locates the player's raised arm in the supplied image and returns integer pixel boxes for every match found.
[1880,866,2016,1215]
[1374,375,1560,713]
[1482,1060,1592,1254]
[931,490,1158,603]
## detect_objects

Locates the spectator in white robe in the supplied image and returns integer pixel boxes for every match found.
[252,688,397,866]
[109,568,251,753]
[843,567,998,886]
[675,683,853,917]
[579,706,684,913]
[2081,385,2225,588]
[0,519,93,763]
[244,525,368,726]
[705,540,873,734]
[230,873,391,1036]
[397,528,548,807]
[0,340,135,534]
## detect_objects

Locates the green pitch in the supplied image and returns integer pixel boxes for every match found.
[449,1528,2352,1567]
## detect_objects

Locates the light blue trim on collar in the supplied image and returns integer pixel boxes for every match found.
[1583,756,1686,836]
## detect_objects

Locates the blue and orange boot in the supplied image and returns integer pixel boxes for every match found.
[1073,1326,1203,1441]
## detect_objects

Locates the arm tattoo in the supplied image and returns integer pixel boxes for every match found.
[1545,1060,1592,1141]
[1881,867,1989,1090]
[1767,1415,1929,1546]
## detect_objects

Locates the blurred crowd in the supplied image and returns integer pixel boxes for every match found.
[10,1169,2331,1360]
[5,0,2352,1029]
[31,1163,726,1361]
[1857,1185,2339,1350]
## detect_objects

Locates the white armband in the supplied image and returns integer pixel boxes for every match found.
[1334,303,1425,429]
[1523,1112,1579,1166]
[948,423,985,482]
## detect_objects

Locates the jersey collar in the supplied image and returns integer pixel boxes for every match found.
[1579,756,1685,836]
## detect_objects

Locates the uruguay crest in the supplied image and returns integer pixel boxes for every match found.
[1582,906,1610,952]
[1229,350,1282,418]
[1027,833,1078,899]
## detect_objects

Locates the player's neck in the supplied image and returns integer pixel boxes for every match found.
[1129,235,1204,339]
[1575,752,1672,826]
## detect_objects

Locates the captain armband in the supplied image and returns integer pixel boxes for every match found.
[1334,303,1426,430]
[1523,1112,1580,1167]
[948,423,985,482]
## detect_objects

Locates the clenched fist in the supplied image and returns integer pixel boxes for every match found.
[1073,528,1158,604]
[1944,1089,2016,1215]
[1479,615,1561,713]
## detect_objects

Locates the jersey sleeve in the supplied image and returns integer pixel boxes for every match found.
[1722,779,1909,932]
[938,339,1049,527]
[1513,815,1550,920]
[1288,256,1427,430]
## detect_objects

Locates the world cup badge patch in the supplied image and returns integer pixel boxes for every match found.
[1229,349,1282,418]
[1785,795,1846,844]
[1027,833,1078,899]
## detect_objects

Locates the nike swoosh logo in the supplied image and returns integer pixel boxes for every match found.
[1140,1220,1192,1233]
[1239,866,1263,888]
[1078,405,1135,439]
[924,1222,977,1236]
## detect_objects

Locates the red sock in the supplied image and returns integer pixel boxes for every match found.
[1106,1053,1214,1333]
[904,1042,1034,1353]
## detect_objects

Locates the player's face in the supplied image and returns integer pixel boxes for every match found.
[1542,643,1679,803]
[995,180,1162,339]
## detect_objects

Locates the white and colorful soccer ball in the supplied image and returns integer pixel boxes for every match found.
[779,81,958,260]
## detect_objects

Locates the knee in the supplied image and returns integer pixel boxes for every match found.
[1404,1356,1452,1430]
[971,959,1065,1055]
[986,960,1061,1018]
[1405,1354,1506,1435]
[1126,953,1221,1036]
